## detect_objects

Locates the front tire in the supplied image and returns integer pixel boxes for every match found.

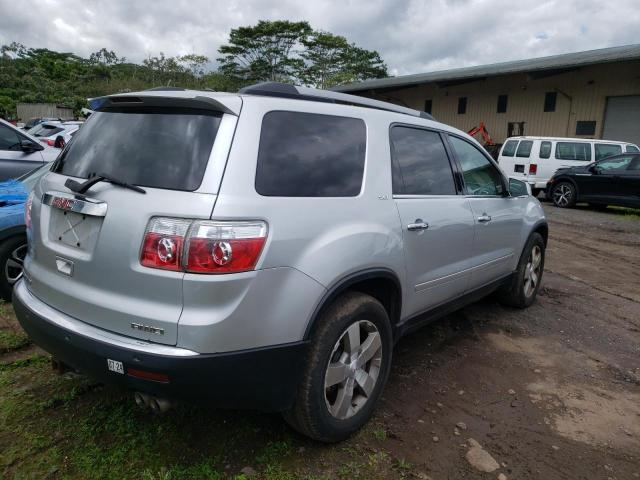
[284,292,393,442]
[0,235,28,302]
[498,233,545,309]
[551,181,576,208]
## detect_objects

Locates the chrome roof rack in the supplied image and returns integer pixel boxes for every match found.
[239,82,434,120]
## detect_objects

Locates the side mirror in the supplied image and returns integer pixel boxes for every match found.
[589,164,601,174]
[508,177,530,197]
[20,139,43,153]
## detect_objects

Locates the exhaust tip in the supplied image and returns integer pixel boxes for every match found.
[149,397,172,414]
[134,392,149,407]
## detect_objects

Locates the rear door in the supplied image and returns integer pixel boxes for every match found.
[391,125,475,315]
[26,101,237,345]
[497,139,524,178]
[447,135,524,289]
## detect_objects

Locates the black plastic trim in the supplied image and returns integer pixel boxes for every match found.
[303,268,402,340]
[0,226,26,242]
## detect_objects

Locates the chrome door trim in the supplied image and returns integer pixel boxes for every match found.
[42,191,108,217]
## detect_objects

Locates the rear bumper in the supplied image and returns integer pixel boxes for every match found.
[13,280,308,411]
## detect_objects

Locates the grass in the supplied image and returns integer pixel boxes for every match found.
[609,206,640,220]
[0,303,413,480]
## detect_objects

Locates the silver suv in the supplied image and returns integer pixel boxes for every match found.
[14,83,547,442]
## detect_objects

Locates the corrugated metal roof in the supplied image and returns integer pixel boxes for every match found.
[333,44,640,92]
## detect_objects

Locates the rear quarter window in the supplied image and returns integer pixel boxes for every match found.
[255,111,366,197]
[501,140,518,157]
[555,142,591,161]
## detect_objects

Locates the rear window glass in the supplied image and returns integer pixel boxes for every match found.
[515,140,533,158]
[501,140,518,157]
[30,124,64,137]
[555,142,591,161]
[53,108,222,191]
[255,111,366,197]
[539,141,552,159]
[595,143,622,161]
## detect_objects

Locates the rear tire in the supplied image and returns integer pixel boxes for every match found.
[497,233,545,309]
[284,292,393,442]
[0,235,28,303]
[551,181,577,208]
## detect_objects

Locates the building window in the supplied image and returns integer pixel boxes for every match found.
[424,99,432,114]
[544,92,557,112]
[497,94,508,113]
[457,97,467,114]
[576,120,596,136]
[508,122,525,137]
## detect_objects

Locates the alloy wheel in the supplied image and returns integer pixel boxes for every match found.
[553,184,573,207]
[523,244,542,298]
[5,243,27,285]
[324,320,383,420]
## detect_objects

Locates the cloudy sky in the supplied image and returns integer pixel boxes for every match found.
[1,0,639,76]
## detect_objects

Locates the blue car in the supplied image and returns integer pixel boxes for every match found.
[0,163,52,301]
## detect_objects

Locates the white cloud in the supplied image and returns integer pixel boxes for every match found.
[1,0,639,76]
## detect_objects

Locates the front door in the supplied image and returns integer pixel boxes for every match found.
[578,155,635,204]
[447,135,525,289]
[0,122,44,180]
[390,126,476,318]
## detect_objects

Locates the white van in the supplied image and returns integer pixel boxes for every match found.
[497,136,639,195]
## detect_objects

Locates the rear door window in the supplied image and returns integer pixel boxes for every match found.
[539,141,552,159]
[390,126,456,195]
[595,143,622,161]
[515,140,533,158]
[501,140,518,157]
[555,142,591,161]
[255,111,366,197]
[53,108,222,191]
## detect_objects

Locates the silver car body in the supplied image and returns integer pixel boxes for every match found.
[15,86,546,409]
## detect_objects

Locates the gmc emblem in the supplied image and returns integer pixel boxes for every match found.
[51,197,76,211]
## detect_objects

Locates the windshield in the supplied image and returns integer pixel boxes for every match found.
[52,107,222,191]
[28,124,63,137]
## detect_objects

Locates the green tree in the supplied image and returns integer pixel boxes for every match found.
[300,31,387,89]
[217,20,312,85]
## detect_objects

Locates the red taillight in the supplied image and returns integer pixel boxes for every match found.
[140,218,268,274]
[42,139,55,146]
[140,218,190,271]
[127,368,169,383]
[529,164,538,175]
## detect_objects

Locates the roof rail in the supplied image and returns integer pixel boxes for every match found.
[239,82,434,120]
[145,86,186,92]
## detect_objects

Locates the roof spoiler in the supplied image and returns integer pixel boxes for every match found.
[88,93,238,116]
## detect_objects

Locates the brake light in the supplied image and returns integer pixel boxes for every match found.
[140,218,190,271]
[41,139,56,146]
[529,164,538,175]
[186,221,267,273]
[140,218,268,274]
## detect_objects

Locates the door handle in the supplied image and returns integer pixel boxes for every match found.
[477,214,492,223]
[407,219,429,231]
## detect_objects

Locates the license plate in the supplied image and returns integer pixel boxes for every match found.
[107,359,124,375]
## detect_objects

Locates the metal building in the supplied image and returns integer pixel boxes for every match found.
[16,103,74,121]
[334,44,640,146]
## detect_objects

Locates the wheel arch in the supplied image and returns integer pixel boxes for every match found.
[303,268,402,341]
[532,220,549,247]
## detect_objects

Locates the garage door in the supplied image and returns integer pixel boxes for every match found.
[602,96,640,145]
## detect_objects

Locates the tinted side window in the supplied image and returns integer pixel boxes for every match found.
[555,142,591,161]
[450,136,504,196]
[515,140,533,158]
[0,124,21,150]
[626,145,639,153]
[390,127,456,195]
[255,111,366,197]
[539,141,552,159]
[501,140,518,157]
[596,155,633,171]
[594,143,622,161]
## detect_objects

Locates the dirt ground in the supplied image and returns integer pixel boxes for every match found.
[1,203,639,480]
[350,204,640,479]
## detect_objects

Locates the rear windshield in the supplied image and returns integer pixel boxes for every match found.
[52,108,222,191]
[29,124,64,137]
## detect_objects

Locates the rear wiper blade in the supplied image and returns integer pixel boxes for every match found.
[65,173,146,195]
